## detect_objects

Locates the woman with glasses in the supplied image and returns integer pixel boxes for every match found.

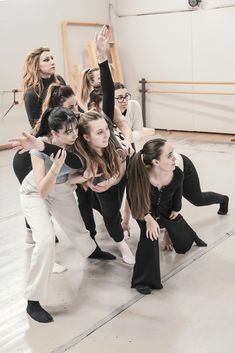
[114,82,143,152]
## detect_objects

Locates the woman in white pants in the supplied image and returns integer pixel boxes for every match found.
[15,107,95,323]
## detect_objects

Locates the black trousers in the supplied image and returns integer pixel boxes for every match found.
[132,213,196,289]
[131,219,162,289]
[182,154,224,206]
[91,174,127,243]
[13,151,32,229]
[13,151,32,184]
[75,186,97,239]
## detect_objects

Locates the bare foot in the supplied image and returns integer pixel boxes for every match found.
[161,230,173,251]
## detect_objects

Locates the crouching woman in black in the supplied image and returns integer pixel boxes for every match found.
[127,138,206,295]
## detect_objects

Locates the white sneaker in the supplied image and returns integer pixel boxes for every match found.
[117,240,135,265]
[52,263,67,274]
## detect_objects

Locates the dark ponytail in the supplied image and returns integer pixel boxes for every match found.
[128,138,166,219]
[32,107,78,137]
[32,108,53,137]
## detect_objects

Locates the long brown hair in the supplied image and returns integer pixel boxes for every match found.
[74,110,121,178]
[128,138,166,219]
[22,46,58,97]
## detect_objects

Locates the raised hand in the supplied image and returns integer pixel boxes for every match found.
[95,25,110,59]
[9,131,44,153]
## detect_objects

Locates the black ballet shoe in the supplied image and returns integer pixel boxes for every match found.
[194,235,207,247]
[217,195,229,215]
[26,300,53,323]
[88,246,116,260]
[55,236,59,244]
[135,285,152,295]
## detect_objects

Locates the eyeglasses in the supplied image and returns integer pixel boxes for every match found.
[115,93,131,103]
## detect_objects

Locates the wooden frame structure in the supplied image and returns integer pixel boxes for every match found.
[61,21,123,89]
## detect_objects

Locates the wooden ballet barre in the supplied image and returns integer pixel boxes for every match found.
[147,89,235,95]
[63,21,108,27]
[139,77,235,127]
[146,80,235,85]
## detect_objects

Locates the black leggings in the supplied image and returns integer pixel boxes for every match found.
[182,154,224,206]
[75,186,97,239]
[13,151,32,229]
[91,175,127,243]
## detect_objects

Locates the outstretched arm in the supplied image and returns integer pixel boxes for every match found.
[10,131,85,170]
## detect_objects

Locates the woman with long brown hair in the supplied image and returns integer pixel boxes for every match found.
[127,138,206,295]
[23,46,65,128]
[13,46,65,242]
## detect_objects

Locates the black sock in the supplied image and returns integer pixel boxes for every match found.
[135,285,152,295]
[27,300,53,323]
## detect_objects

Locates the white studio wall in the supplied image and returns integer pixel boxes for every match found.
[110,0,235,133]
[0,0,109,144]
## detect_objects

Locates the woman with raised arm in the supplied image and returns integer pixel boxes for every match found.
[11,26,135,265]
[127,138,207,295]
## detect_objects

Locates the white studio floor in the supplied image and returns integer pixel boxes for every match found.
[1,136,235,353]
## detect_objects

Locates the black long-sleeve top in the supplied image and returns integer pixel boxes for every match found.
[150,167,183,220]
[99,60,114,122]
[126,166,183,224]
[24,75,65,128]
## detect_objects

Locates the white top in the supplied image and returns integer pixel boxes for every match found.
[125,100,143,150]
[174,152,184,172]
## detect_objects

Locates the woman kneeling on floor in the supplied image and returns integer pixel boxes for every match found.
[127,138,207,295]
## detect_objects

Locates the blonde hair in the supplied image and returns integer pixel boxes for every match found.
[22,46,58,97]
[79,67,99,106]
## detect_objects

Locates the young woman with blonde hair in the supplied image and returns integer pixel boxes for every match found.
[79,67,100,111]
